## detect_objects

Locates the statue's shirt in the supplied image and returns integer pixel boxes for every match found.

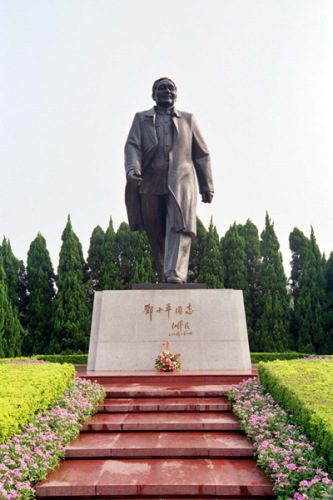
[139,106,175,195]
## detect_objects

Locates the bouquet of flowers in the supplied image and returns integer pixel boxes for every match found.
[155,341,181,372]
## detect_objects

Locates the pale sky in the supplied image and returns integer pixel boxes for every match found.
[1,0,333,275]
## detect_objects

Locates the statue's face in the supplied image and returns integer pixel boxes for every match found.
[153,79,177,108]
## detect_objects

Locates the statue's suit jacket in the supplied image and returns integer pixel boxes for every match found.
[124,107,214,238]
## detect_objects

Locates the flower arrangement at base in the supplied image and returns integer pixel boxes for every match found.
[155,341,181,372]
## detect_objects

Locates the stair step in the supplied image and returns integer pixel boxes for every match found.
[99,396,232,412]
[103,383,230,398]
[78,369,257,386]
[82,412,240,432]
[46,498,273,500]
[65,431,254,458]
[35,458,274,498]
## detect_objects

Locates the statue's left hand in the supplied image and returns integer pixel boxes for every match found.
[201,191,213,203]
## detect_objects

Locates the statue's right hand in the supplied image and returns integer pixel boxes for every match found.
[127,168,143,185]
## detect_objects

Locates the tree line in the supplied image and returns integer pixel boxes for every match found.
[0,213,332,357]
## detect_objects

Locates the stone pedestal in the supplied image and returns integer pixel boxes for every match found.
[87,288,251,371]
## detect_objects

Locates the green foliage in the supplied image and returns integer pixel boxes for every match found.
[221,223,251,338]
[131,230,156,284]
[0,237,27,313]
[250,352,313,363]
[198,217,224,288]
[258,359,333,467]
[0,362,75,443]
[100,217,121,290]
[24,233,56,355]
[132,256,156,284]
[325,252,333,354]
[115,221,136,289]
[295,228,328,354]
[237,219,261,347]
[0,354,88,365]
[0,259,24,358]
[253,213,290,352]
[87,225,105,286]
[188,217,207,283]
[50,216,91,354]
[221,223,248,291]
[289,227,310,307]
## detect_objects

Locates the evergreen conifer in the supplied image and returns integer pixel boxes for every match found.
[221,223,251,341]
[188,218,207,283]
[0,237,27,317]
[116,222,136,289]
[87,225,105,301]
[100,218,121,290]
[237,219,261,347]
[87,225,105,283]
[0,259,23,358]
[25,233,56,355]
[198,218,224,288]
[131,231,156,284]
[50,216,91,353]
[288,227,310,347]
[289,228,310,307]
[254,213,290,352]
[132,256,156,284]
[325,252,333,354]
[295,228,328,353]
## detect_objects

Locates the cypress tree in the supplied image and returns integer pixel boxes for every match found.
[115,222,135,289]
[0,237,27,317]
[188,217,207,283]
[221,223,251,341]
[325,252,333,354]
[295,228,328,354]
[132,256,156,284]
[131,231,156,284]
[221,223,249,291]
[100,218,121,290]
[254,213,290,352]
[198,218,224,288]
[237,219,261,346]
[87,225,105,294]
[0,259,23,358]
[50,216,91,354]
[24,233,56,355]
[289,228,310,307]
[288,227,310,347]
[88,226,104,278]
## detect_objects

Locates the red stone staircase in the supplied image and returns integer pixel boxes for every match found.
[35,370,275,499]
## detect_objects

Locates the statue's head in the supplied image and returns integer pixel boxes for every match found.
[152,77,177,108]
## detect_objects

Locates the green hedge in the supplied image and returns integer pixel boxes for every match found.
[258,359,333,467]
[0,362,75,444]
[1,352,319,365]
[0,354,88,365]
[250,352,312,363]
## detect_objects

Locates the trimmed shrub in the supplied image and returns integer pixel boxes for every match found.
[251,352,318,363]
[0,354,88,365]
[0,361,75,443]
[258,358,333,468]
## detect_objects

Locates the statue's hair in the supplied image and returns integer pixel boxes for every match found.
[152,77,177,99]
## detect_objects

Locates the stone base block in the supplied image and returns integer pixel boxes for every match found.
[87,289,251,371]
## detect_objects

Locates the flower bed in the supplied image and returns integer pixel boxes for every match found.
[227,378,333,499]
[0,361,75,444]
[258,358,333,467]
[0,375,106,500]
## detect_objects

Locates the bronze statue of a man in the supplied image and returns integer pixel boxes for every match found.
[124,77,214,284]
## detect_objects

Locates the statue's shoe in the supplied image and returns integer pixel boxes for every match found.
[166,275,183,284]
